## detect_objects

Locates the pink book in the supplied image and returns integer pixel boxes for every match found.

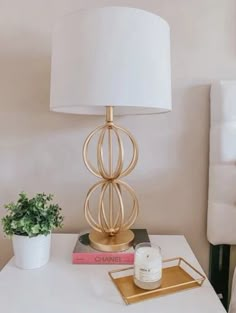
[72,229,149,264]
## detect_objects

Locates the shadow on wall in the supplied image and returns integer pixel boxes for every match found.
[128,83,211,271]
[0,237,13,269]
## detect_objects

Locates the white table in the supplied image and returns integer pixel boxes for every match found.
[0,234,226,313]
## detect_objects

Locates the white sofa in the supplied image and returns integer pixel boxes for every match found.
[207,81,236,312]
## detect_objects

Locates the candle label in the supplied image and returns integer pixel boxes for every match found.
[135,265,162,282]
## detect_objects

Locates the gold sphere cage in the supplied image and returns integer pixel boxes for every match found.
[83,106,139,252]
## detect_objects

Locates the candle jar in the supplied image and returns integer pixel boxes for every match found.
[134,242,162,290]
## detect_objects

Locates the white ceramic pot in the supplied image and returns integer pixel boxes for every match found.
[12,234,51,269]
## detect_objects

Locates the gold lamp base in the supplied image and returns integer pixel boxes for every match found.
[89,230,135,252]
[83,106,139,252]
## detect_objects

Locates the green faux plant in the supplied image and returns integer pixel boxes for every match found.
[1,192,64,237]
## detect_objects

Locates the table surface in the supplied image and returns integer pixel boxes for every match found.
[0,234,226,313]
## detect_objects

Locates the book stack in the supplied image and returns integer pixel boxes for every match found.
[72,229,150,264]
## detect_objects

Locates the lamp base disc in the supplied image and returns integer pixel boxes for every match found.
[89,230,134,252]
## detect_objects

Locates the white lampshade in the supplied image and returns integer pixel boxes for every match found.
[50,7,172,115]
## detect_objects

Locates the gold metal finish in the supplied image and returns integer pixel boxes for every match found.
[83,106,139,251]
[108,257,206,305]
[106,105,114,123]
[89,229,135,252]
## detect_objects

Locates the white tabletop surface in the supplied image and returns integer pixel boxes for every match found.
[0,234,226,313]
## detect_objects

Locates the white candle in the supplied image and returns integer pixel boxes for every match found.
[134,243,162,290]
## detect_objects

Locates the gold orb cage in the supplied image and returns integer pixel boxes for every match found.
[83,106,139,251]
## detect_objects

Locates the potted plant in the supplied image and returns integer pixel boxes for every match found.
[1,192,64,269]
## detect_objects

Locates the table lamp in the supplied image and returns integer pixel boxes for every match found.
[50,7,171,252]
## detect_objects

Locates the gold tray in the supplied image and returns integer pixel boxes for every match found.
[108,257,205,305]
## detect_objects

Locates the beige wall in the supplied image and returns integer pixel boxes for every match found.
[1,0,236,272]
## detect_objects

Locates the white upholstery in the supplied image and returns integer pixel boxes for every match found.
[207,81,236,245]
